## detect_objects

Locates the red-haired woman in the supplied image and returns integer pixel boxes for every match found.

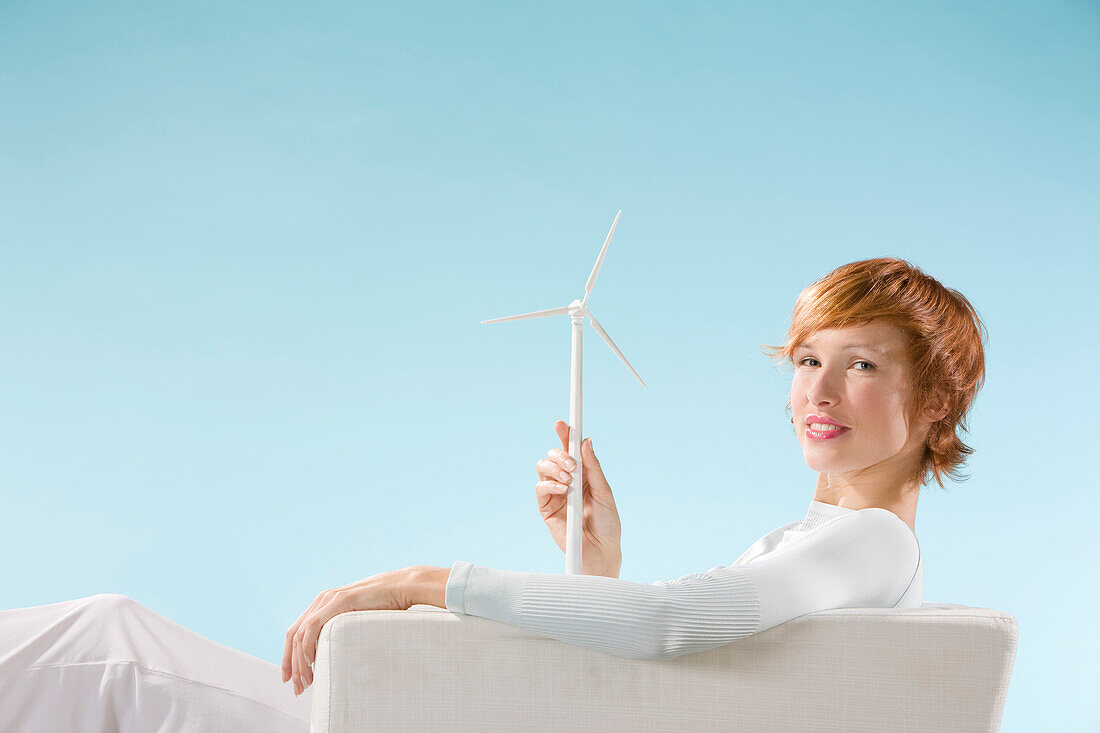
[0,258,987,730]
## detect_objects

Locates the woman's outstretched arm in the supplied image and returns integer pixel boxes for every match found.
[422,508,919,663]
[289,508,918,693]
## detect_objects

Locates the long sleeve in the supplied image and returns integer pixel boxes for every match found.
[445,507,920,662]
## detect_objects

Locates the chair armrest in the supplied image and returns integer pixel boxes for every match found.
[310,602,1017,732]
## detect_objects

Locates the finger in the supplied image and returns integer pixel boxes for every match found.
[294,625,308,693]
[535,482,567,515]
[293,605,319,694]
[291,631,301,694]
[536,459,571,484]
[548,447,577,471]
[299,590,339,689]
[542,458,572,484]
[303,594,345,680]
[283,614,308,683]
[283,594,326,683]
[537,480,568,494]
[282,628,294,682]
[536,480,568,501]
[299,626,313,688]
[301,589,343,686]
[284,589,332,685]
[283,615,306,682]
[556,420,570,450]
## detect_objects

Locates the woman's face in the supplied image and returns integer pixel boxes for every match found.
[791,320,928,477]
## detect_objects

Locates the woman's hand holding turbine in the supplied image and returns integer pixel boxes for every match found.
[534,420,623,578]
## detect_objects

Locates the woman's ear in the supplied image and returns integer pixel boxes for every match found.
[923,390,950,423]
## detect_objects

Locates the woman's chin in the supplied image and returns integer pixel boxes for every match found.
[802,452,851,474]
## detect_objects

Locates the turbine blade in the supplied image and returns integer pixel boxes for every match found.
[582,209,622,306]
[481,305,570,324]
[587,311,647,388]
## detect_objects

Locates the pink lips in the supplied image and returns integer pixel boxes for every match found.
[805,425,851,440]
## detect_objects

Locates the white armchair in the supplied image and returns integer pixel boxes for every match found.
[309,602,1017,732]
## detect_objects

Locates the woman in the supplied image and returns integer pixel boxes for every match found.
[0,257,986,731]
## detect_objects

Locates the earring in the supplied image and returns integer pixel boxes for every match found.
[790,417,794,423]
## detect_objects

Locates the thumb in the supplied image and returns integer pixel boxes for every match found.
[581,438,610,489]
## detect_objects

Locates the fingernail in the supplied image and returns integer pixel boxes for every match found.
[565,459,575,469]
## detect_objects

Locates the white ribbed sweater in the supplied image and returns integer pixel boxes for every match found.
[444,500,923,661]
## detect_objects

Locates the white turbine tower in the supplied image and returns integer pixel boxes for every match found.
[482,209,647,575]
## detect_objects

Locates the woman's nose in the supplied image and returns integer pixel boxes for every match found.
[806,374,840,407]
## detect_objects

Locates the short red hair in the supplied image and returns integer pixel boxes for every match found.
[761,257,988,490]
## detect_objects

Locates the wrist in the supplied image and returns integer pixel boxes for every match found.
[584,554,622,579]
[405,565,450,609]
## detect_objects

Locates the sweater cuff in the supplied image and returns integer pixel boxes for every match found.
[444,560,475,614]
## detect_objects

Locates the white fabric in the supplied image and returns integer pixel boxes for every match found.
[310,602,1017,732]
[445,499,923,661]
[0,593,310,732]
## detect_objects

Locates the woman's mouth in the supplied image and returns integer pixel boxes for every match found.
[806,423,851,440]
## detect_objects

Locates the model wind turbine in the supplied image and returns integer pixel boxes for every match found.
[481,209,647,575]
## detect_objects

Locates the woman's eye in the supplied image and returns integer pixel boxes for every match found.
[798,358,874,370]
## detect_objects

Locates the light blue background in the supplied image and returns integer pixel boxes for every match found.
[1,2,1096,729]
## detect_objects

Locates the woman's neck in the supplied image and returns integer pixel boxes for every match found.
[813,472,919,532]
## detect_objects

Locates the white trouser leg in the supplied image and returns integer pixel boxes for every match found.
[0,593,312,732]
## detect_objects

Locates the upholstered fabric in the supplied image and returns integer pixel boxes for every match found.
[309,602,1016,732]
